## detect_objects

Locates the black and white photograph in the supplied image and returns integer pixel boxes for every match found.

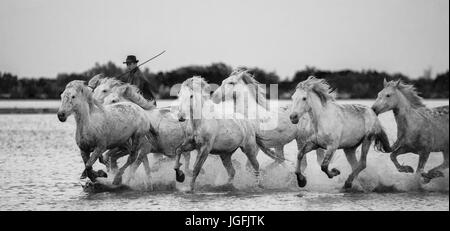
[0,0,448,215]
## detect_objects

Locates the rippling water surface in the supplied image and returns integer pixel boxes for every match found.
[0,100,448,210]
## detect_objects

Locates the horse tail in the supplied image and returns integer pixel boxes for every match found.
[372,120,392,153]
[255,134,286,163]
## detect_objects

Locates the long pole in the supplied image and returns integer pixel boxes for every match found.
[115,50,166,79]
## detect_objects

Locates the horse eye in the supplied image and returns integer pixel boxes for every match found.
[302,97,307,101]
[190,95,193,98]
[102,90,107,93]
[386,94,390,98]
[71,96,75,99]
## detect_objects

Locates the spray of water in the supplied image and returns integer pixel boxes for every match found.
[106,143,448,194]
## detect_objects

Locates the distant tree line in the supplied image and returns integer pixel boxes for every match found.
[0,62,448,100]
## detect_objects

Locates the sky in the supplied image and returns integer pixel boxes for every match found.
[0,0,448,80]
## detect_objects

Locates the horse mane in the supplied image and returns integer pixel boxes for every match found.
[117,83,156,110]
[236,69,269,110]
[98,77,124,89]
[66,80,104,111]
[387,80,425,109]
[87,73,106,89]
[95,78,155,110]
[297,76,336,105]
[182,76,210,95]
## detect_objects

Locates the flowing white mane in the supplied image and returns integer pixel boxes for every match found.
[297,76,336,105]
[234,69,269,110]
[386,80,425,109]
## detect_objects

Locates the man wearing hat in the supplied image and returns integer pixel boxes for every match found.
[120,55,156,105]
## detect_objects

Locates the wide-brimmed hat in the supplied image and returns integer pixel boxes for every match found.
[123,55,139,64]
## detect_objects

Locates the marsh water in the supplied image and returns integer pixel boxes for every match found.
[0,100,448,210]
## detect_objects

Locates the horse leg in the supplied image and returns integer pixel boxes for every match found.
[416,152,430,175]
[220,154,236,185]
[190,144,211,192]
[84,147,107,182]
[296,142,317,187]
[344,147,358,171]
[344,139,370,189]
[80,150,90,179]
[390,148,414,173]
[321,145,340,179]
[422,150,449,183]
[241,142,263,186]
[174,148,185,183]
[109,149,129,174]
[174,138,195,182]
[263,146,284,172]
[316,149,325,167]
[112,150,138,185]
[112,137,143,185]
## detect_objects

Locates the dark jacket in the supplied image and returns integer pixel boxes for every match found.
[119,68,155,101]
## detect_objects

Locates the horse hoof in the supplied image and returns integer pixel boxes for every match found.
[399,165,414,173]
[86,170,98,182]
[175,170,185,183]
[96,170,108,178]
[295,173,307,188]
[422,171,444,182]
[331,168,340,176]
[421,174,432,184]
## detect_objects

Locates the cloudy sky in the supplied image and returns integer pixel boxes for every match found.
[0,0,448,79]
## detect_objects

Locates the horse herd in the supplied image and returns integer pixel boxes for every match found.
[57,69,449,192]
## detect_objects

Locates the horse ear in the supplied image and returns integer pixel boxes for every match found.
[121,85,131,96]
[88,73,105,89]
[383,78,388,87]
[395,80,401,87]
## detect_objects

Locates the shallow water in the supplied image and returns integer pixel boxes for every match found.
[0,100,448,210]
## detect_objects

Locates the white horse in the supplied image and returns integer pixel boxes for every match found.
[372,79,449,183]
[290,76,391,189]
[175,77,284,191]
[211,69,324,171]
[57,80,151,185]
[90,77,198,180]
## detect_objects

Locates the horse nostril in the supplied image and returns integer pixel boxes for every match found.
[290,114,299,124]
[371,106,379,115]
[57,112,66,122]
[179,117,185,122]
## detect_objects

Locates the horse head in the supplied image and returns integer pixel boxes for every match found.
[212,69,268,109]
[290,76,335,124]
[372,79,424,115]
[58,80,94,122]
[177,76,210,122]
[92,78,123,104]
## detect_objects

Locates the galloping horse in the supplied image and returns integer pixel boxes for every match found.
[175,77,284,191]
[211,69,324,172]
[372,79,449,183]
[57,80,150,185]
[290,76,391,189]
[91,77,197,178]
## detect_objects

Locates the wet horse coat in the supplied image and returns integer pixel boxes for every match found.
[57,80,150,185]
[372,79,449,182]
[290,76,391,189]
